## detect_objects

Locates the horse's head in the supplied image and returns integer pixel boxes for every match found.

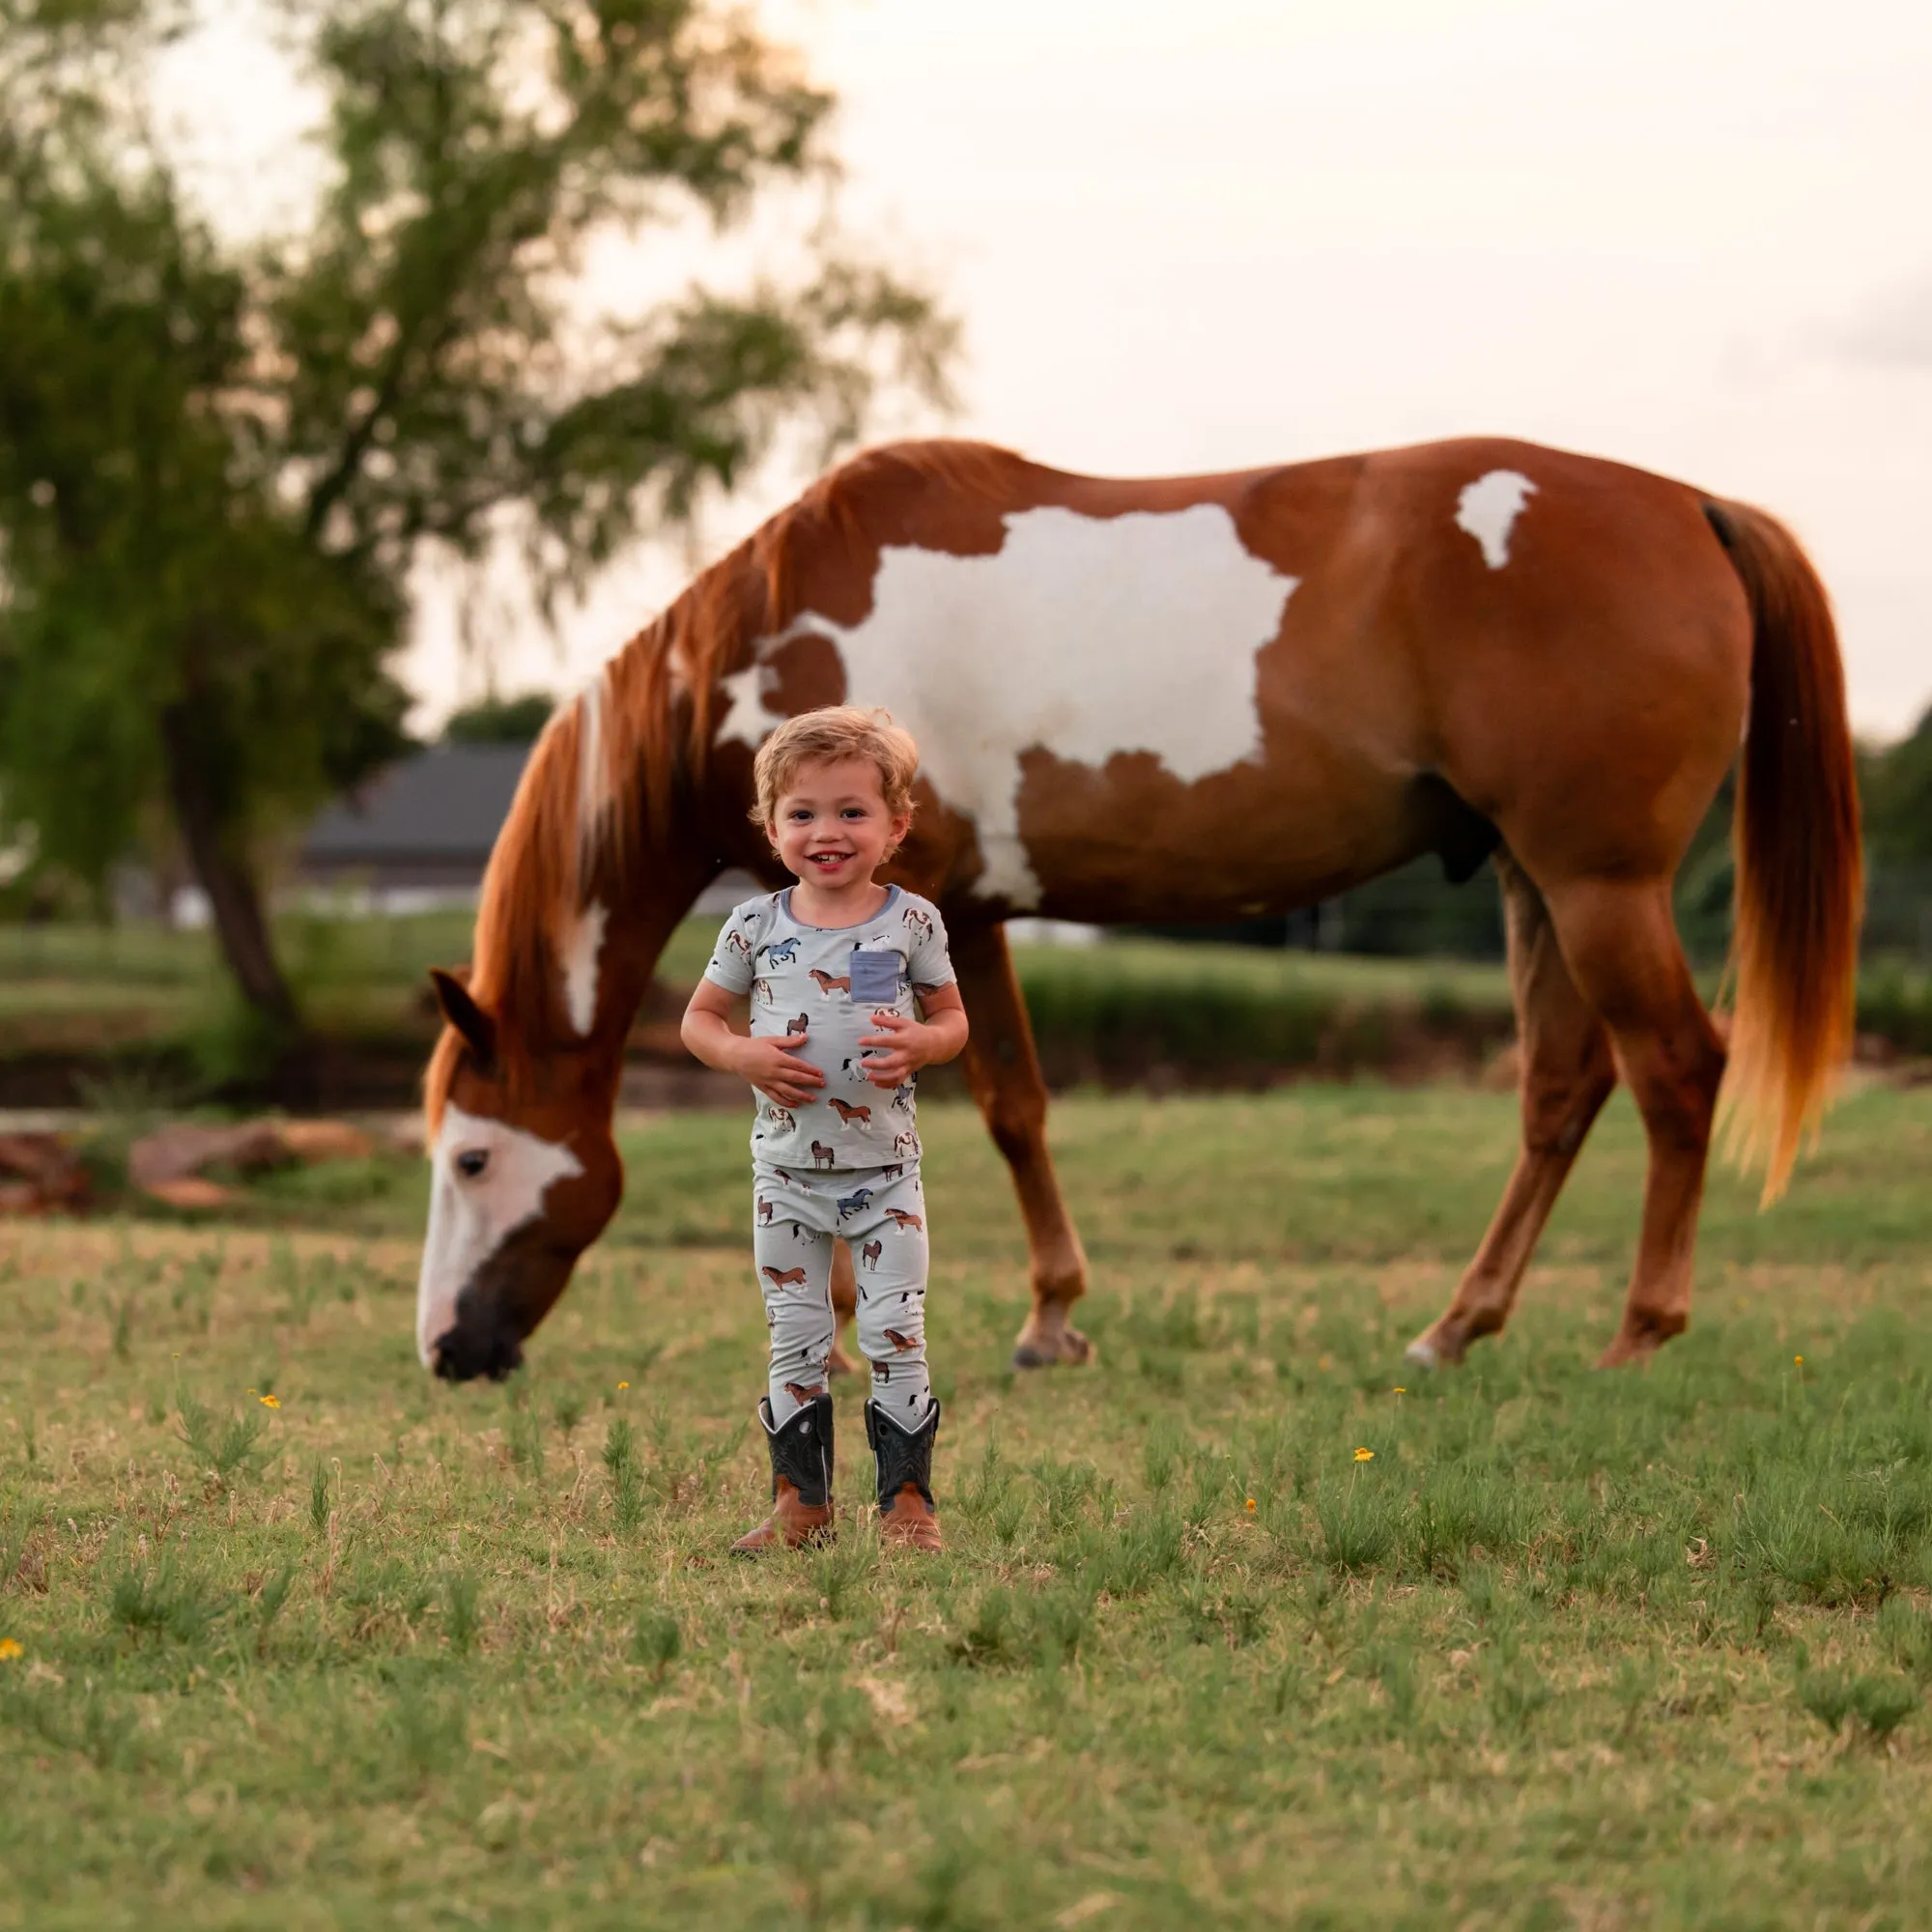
[415,968,624,1381]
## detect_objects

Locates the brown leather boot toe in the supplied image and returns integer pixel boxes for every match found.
[879,1487,942,1551]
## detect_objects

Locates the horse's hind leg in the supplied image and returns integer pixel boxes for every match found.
[950,922,1094,1368]
[1543,877,1727,1367]
[827,1243,859,1376]
[1408,853,1617,1368]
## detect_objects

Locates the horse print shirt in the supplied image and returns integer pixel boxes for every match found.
[702,886,954,1172]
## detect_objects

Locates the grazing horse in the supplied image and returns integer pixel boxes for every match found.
[415,437,1860,1382]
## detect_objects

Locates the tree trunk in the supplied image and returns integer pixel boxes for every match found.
[157,702,307,1067]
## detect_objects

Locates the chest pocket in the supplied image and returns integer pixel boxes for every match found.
[847,947,905,1006]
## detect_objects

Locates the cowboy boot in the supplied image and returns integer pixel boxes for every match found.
[731,1392,835,1554]
[866,1397,942,1552]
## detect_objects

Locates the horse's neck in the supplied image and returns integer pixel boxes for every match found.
[585,842,720,1059]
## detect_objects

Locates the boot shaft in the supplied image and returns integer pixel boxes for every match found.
[764,1390,835,1508]
[865,1397,940,1511]
[731,1391,836,1555]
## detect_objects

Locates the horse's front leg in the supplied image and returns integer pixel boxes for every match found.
[951,922,1093,1368]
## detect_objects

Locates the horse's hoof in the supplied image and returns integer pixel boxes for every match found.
[1595,1314,1683,1370]
[1595,1335,1658,1370]
[1010,1319,1094,1370]
[1406,1322,1472,1368]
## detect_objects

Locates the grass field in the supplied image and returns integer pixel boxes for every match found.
[4,1082,1932,1928]
[9,914,1932,1094]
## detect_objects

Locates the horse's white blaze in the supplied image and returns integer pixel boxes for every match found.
[719,504,1296,907]
[560,900,608,1036]
[1455,469,1537,570]
[415,1103,582,1367]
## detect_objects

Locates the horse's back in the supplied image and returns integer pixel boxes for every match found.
[753,437,1752,916]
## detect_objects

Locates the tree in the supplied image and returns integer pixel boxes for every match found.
[0,0,953,1078]
[442,692,559,744]
[1862,706,1932,867]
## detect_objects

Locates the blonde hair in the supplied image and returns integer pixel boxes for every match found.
[751,706,921,834]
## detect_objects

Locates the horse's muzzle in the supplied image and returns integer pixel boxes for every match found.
[428,1234,579,1381]
[429,1316,526,1382]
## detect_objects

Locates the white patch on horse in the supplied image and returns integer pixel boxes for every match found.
[747,506,1295,907]
[561,900,608,1035]
[574,671,611,873]
[1455,469,1537,570]
[717,661,781,750]
[714,613,824,753]
[415,1104,583,1368]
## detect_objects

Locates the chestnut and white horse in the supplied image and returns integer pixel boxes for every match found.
[416,437,1860,1382]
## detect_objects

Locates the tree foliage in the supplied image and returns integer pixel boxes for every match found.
[442,691,556,744]
[1862,708,1932,867]
[0,0,953,1062]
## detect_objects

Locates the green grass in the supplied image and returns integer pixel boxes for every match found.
[8,912,1932,1087]
[2,1084,1932,1927]
[0,912,476,1064]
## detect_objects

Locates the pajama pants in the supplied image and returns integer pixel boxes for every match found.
[753,1161,931,1428]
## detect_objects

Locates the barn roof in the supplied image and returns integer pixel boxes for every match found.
[300,743,530,868]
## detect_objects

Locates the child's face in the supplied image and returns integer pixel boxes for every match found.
[767,755,911,893]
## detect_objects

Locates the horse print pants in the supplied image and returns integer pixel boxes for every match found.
[752,1161,931,1429]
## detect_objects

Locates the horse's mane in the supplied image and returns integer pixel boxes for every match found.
[425,439,1029,1130]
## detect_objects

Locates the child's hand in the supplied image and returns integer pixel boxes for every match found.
[734,1030,823,1110]
[858,1011,936,1086]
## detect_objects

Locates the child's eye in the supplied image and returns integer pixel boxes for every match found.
[840,807,867,819]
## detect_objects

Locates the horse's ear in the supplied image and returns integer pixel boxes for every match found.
[429,967,497,1067]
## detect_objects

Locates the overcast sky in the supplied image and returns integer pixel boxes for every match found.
[169,1,1932,737]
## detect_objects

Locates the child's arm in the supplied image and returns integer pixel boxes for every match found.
[857,984,968,1088]
[681,980,825,1109]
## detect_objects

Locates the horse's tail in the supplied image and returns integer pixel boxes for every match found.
[1704,497,1863,1203]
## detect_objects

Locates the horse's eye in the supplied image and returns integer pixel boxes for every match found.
[455,1150,490,1179]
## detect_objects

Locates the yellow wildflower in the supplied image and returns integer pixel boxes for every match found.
[1794,1355,1804,1367]
[1353,1447,1376,1463]
[1244,1497,1258,1513]
[259,1394,280,1408]
[617,1381,630,1391]
[0,1637,21,1661]
[1392,1386,1407,1395]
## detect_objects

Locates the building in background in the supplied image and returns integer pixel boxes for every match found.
[297,742,531,915]
[266,741,753,922]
